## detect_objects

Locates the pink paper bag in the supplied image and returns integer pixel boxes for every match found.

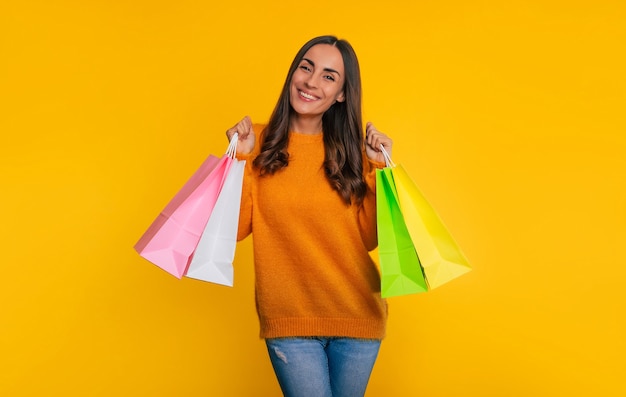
[185,158,246,286]
[134,154,232,278]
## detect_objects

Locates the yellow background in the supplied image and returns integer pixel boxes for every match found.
[1,0,624,396]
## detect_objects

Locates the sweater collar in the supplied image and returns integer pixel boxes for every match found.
[289,130,323,142]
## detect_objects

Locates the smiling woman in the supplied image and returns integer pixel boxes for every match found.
[222,35,394,397]
[289,44,346,125]
[3,1,624,395]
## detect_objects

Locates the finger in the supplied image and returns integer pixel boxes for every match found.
[366,123,381,145]
[227,116,250,140]
[372,137,382,152]
[367,132,381,150]
[373,135,391,153]
[367,134,378,151]
[228,122,241,139]
[240,116,253,137]
[365,122,373,138]
[379,138,392,156]
[239,117,248,133]
[226,128,237,140]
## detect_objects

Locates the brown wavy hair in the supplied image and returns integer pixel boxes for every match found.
[253,35,366,205]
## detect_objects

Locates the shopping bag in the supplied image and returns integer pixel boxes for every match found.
[185,156,246,286]
[392,164,471,289]
[376,165,428,298]
[134,136,238,278]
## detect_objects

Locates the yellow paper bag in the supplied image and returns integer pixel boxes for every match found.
[391,165,471,289]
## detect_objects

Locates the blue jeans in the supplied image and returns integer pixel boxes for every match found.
[265,337,381,397]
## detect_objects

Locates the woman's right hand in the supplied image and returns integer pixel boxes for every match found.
[226,115,256,155]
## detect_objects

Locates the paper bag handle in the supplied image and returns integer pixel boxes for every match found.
[226,132,239,159]
[380,144,395,168]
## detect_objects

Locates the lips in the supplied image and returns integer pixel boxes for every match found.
[298,89,319,101]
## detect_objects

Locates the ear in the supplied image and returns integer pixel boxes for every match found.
[336,91,345,103]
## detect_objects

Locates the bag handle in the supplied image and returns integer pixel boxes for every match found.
[380,144,395,168]
[226,132,239,159]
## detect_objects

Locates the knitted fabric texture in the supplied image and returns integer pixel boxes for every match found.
[237,125,387,339]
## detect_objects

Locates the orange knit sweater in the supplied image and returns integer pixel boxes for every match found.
[237,125,388,339]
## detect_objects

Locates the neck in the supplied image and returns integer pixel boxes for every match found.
[290,115,323,135]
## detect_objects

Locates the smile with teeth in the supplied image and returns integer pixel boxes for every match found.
[299,90,318,101]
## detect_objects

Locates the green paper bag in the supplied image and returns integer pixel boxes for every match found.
[392,165,471,289]
[376,168,428,298]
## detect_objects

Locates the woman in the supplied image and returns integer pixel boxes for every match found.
[226,35,393,397]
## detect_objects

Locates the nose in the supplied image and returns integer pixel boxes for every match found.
[304,72,318,89]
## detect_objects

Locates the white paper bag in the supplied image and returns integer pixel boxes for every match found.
[185,158,246,286]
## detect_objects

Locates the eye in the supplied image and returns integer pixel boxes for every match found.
[299,64,312,72]
[324,74,336,82]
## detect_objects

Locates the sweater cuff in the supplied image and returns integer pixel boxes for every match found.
[367,158,387,170]
[236,152,253,161]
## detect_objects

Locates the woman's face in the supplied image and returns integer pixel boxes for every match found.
[289,44,346,120]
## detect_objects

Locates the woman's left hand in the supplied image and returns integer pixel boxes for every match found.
[365,122,393,164]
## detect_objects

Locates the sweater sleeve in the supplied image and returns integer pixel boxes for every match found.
[236,153,253,241]
[357,155,386,251]
[235,123,264,241]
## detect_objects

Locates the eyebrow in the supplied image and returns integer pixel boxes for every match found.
[302,58,341,76]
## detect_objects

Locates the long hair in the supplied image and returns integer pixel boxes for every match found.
[253,35,366,205]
